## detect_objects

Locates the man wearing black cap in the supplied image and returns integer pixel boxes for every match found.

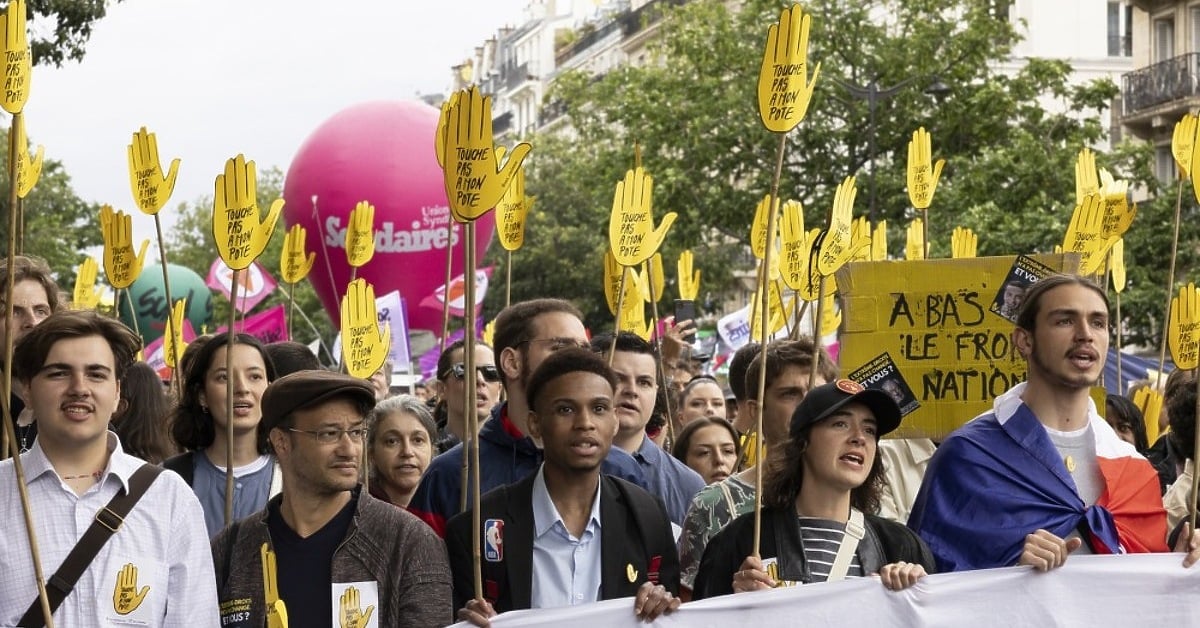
[692,379,934,598]
[211,370,452,628]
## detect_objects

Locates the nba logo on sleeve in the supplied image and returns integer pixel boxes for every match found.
[484,519,504,562]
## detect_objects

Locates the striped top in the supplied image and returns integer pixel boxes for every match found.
[797,517,863,582]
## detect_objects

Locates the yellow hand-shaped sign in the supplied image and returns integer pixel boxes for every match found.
[483,319,496,347]
[780,200,808,291]
[73,256,103,310]
[1075,148,1099,205]
[816,176,857,276]
[677,249,700,301]
[434,91,460,170]
[1062,192,1117,275]
[346,201,377,268]
[757,3,820,133]
[262,544,289,628]
[642,253,665,303]
[1167,282,1200,370]
[0,0,30,114]
[340,278,391,378]
[281,224,316,284]
[848,216,872,263]
[819,293,841,337]
[1098,168,1135,239]
[213,154,284,270]
[750,195,779,260]
[100,205,149,289]
[127,127,180,215]
[907,127,944,210]
[1133,387,1163,443]
[163,298,189,369]
[497,160,534,252]
[951,226,977,259]
[603,248,623,316]
[442,86,532,222]
[749,275,788,342]
[905,219,925,261]
[798,228,836,301]
[870,220,887,261]
[113,563,150,615]
[1110,238,1126,294]
[609,167,677,267]
[13,114,42,198]
[1174,112,1197,180]
[619,268,653,341]
[338,586,375,628]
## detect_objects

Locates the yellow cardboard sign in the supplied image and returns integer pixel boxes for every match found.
[751,195,779,260]
[434,92,460,169]
[163,298,188,368]
[819,293,841,337]
[816,176,859,276]
[780,201,809,291]
[280,224,315,284]
[345,201,376,268]
[848,216,872,263]
[870,220,887,261]
[1074,147,1099,205]
[642,253,664,304]
[749,275,789,342]
[1175,112,1197,180]
[1133,387,1164,444]
[837,254,1075,439]
[757,3,820,133]
[951,226,977,259]
[0,0,30,114]
[212,154,284,271]
[100,205,149,289]
[13,114,42,198]
[905,219,925,261]
[127,127,180,215]
[1168,282,1200,370]
[677,250,700,300]
[603,248,623,316]
[441,86,531,223]
[1062,192,1116,275]
[340,278,391,378]
[608,167,676,267]
[906,127,944,210]
[497,161,534,252]
[73,256,102,310]
[619,267,653,340]
[1110,238,1126,293]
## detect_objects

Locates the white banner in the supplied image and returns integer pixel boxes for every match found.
[453,554,1200,627]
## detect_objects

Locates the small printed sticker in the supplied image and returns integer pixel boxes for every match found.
[836,379,864,394]
[484,519,504,562]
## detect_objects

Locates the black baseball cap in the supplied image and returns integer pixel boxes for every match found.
[788,379,902,439]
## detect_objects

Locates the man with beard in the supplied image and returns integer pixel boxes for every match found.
[211,370,451,627]
[409,299,647,537]
[909,275,1200,571]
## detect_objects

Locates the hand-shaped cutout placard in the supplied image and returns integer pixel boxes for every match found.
[677,250,700,301]
[1075,148,1099,205]
[1133,387,1163,435]
[346,201,376,268]
[816,176,857,276]
[951,226,977,259]
[780,200,808,291]
[100,205,149,289]
[340,279,391,378]
[757,3,820,133]
[261,544,289,628]
[603,248,623,316]
[1098,168,1135,239]
[848,216,872,263]
[1174,112,1197,180]
[798,228,836,301]
[1062,192,1117,275]
[819,293,841,337]
[907,127,944,210]
[642,253,665,304]
[0,0,30,114]
[608,167,677,267]
[13,114,42,198]
[280,224,315,284]
[870,220,887,261]
[442,86,531,222]
[750,195,779,260]
[1167,282,1200,370]
[905,219,925,261]
[127,127,180,215]
[73,256,103,310]
[497,161,534,252]
[434,91,460,169]
[749,276,788,341]
[1110,238,1126,294]
[163,298,188,369]
[619,269,653,341]
[213,154,284,270]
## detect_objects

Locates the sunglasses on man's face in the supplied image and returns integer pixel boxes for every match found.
[440,363,501,382]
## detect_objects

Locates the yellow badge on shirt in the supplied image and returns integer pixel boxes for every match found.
[332,581,379,628]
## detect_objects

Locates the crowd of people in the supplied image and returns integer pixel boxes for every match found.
[1,254,1199,626]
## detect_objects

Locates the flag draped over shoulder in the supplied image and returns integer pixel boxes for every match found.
[908,382,1167,572]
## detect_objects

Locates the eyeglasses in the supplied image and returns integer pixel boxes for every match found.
[439,363,502,382]
[286,426,367,444]
[516,337,592,352]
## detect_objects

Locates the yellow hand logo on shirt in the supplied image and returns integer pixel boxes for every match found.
[127,126,180,215]
[73,256,103,310]
[757,3,820,133]
[0,0,30,114]
[906,127,944,210]
[213,154,284,270]
[1167,282,1200,370]
[677,249,700,301]
[113,563,149,615]
[608,167,677,267]
[339,586,375,628]
[341,279,391,378]
[346,201,376,268]
[100,205,149,289]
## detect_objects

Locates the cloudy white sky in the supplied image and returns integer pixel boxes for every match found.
[24,0,529,236]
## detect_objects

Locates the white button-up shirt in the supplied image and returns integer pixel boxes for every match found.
[529,465,603,609]
[0,433,219,626]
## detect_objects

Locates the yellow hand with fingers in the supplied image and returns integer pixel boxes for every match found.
[497,161,534,252]
[1062,192,1116,275]
[13,115,42,198]
[1075,148,1099,205]
[819,293,841,337]
[1176,112,1198,180]
[1098,168,1135,239]
[1133,387,1163,439]
[609,167,677,267]
[816,176,857,276]
[907,127,944,210]
[1110,238,1126,294]
[100,205,149,289]
[1167,282,1200,370]
[749,276,787,341]
[951,226,977,259]
[346,201,376,268]
[338,586,375,628]
[281,224,316,284]
[780,199,808,291]
[757,3,820,133]
[262,544,289,628]
[620,269,653,341]
[870,220,887,261]
[750,195,779,260]
[604,248,623,315]
[163,299,189,369]
[483,319,496,347]
[434,91,461,169]
[904,219,925,261]
[128,127,180,215]
[798,228,835,301]
[340,279,391,378]
[113,563,149,615]
[642,253,665,303]
[73,257,103,310]
[0,0,31,114]
[677,249,700,301]
[848,216,872,263]
[442,86,532,222]
[213,154,284,270]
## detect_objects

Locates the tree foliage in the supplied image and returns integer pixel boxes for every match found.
[27,0,120,67]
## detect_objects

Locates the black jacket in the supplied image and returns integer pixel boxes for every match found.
[445,472,679,612]
[693,505,936,600]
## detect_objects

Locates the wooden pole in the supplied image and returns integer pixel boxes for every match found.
[224,270,240,526]
[463,222,484,602]
[1157,181,1185,389]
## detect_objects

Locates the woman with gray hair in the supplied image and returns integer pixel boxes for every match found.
[368,395,438,508]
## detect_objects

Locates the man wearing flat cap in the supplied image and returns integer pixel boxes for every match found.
[211,370,452,628]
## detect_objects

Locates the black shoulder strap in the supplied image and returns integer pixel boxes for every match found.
[19,463,164,628]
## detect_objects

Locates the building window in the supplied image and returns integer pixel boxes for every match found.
[1191,5,1200,52]
[1155,16,1176,62]
[1108,2,1132,57]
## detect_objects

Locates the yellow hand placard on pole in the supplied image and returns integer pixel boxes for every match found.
[99,205,149,289]
[951,226,977,259]
[497,161,534,252]
[1173,113,1197,180]
[442,86,531,223]
[1062,192,1117,276]
[163,298,189,369]
[0,0,31,114]
[340,278,391,378]
[848,216,873,263]
[212,154,284,271]
[751,194,779,260]
[756,3,820,133]
[816,176,858,276]
[1111,238,1126,294]
[346,201,376,268]
[677,250,700,301]
[780,200,808,291]
[73,256,103,310]
[907,127,944,210]
[127,127,180,215]
[905,219,925,261]
[280,224,315,284]
[1167,282,1200,370]
[13,115,41,198]
[871,220,887,261]
[608,167,677,267]
[1075,147,1099,205]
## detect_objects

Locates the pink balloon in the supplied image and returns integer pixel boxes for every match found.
[283,100,495,334]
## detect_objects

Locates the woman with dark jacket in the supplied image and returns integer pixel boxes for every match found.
[693,380,935,599]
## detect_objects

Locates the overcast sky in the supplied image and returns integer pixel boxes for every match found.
[25,0,529,237]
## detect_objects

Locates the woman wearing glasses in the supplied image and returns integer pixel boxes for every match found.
[368,396,438,508]
[165,334,279,538]
[433,339,501,452]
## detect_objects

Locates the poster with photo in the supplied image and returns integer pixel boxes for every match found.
[989,255,1057,323]
[848,352,920,417]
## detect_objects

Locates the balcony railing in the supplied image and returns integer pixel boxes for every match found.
[1123,52,1200,116]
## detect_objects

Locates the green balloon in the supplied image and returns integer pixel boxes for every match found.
[116,263,213,344]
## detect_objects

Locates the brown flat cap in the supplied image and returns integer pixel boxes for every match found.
[261,370,376,430]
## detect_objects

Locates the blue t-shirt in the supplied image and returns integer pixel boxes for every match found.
[193,452,274,538]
